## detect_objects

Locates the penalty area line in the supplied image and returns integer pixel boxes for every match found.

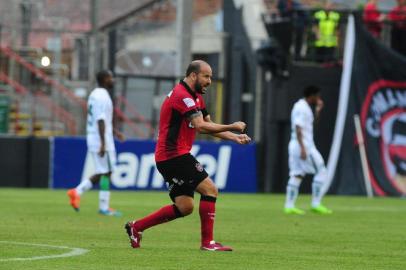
[0,241,89,262]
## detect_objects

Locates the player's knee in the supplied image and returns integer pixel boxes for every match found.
[212,185,218,197]
[90,174,102,183]
[318,167,327,177]
[202,182,218,197]
[203,186,218,197]
[315,167,327,181]
[178,204,194,216]
[176,202,194,216]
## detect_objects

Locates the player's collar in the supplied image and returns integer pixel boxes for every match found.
[179,80,197,99]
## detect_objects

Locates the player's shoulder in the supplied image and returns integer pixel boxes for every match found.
[293,99,307,110]
[89,88,109,100]
[292,99,302,109]
[89,87,102,96]
[171,84,192,98]
[169,87,198,111]
[170,84,195,103]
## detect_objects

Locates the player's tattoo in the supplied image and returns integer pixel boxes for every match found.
[188,111,203,120]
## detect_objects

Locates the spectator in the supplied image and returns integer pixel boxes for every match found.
[363,0,384,38]
[388,0,406,56]
[313,2,340,63]
[277,0,309,60]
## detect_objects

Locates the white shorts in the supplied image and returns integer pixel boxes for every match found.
[288,141,325,177]
[90,151,117,174]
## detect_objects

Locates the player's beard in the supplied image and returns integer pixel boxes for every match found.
[106,81,114,90]
[309,97,317,106]
[105,84,115,99]
[195,80,207,94]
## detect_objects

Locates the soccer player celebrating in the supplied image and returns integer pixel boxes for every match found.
[67,70,124,216]
[284,86,332,215]
[125,60,251,251]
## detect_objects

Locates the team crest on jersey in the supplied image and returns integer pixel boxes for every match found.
[195,162,204,172]
[183,98,196,108]
[361,80,406,194]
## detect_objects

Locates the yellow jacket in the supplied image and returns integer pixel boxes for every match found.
[314,10,340,47]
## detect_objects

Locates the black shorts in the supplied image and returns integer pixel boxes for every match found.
[156,154,209,202]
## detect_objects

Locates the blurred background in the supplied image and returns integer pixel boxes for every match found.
[0,0,404,195]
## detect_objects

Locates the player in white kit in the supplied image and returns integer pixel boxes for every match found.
[67,70,124,216]
[284,86,332,215]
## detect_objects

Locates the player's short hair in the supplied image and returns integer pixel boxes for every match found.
[96,70,113,86]
[185,61,201,77]
[303,85,321,97]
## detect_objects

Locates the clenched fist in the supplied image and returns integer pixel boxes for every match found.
[234,134,251,145]
[232,121,247,133]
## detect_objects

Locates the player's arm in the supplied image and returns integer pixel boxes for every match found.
[111,108,125,141]
[113,128,125,142]
[98,119,106,157]
[189,111,246,134]
[315,98,324,123]
[93,98,107,157]
[204,114,251,144]
[296,125,306,160]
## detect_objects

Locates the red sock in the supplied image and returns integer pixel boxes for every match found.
[199,196,216,246]
[134,204,181,231]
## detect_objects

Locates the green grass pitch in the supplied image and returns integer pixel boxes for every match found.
[1,188,406,270]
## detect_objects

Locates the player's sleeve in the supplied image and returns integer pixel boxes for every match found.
[173,94,201,119]
[200,97,209,118]
[292,106,306,128]
[92,97,107,122]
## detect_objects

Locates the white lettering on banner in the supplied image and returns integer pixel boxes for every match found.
[366,88,406,137]
[81,145,232,189]
[197,154,217,176]
[190,145,200,156]
[135,153,161,188]
[151,170,165,188]
[366,118,381,137]
[112,153,138,188]
[215,146,232,189]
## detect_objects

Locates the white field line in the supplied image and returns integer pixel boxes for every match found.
[0,241,89,262]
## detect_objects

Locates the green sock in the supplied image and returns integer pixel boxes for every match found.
[100,175,110,191]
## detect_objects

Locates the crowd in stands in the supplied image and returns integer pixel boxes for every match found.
[268,0,406,65]
[274,0,341,63]
[363,0,406,56]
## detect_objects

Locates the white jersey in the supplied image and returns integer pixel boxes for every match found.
[290,98,315,149]
[86,88,115,152]
[288,98,325,176]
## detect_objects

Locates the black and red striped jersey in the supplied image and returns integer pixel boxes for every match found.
[155,80,208,162]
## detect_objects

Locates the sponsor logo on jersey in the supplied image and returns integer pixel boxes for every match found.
[195,162,204,172]
[183,98,196,108]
